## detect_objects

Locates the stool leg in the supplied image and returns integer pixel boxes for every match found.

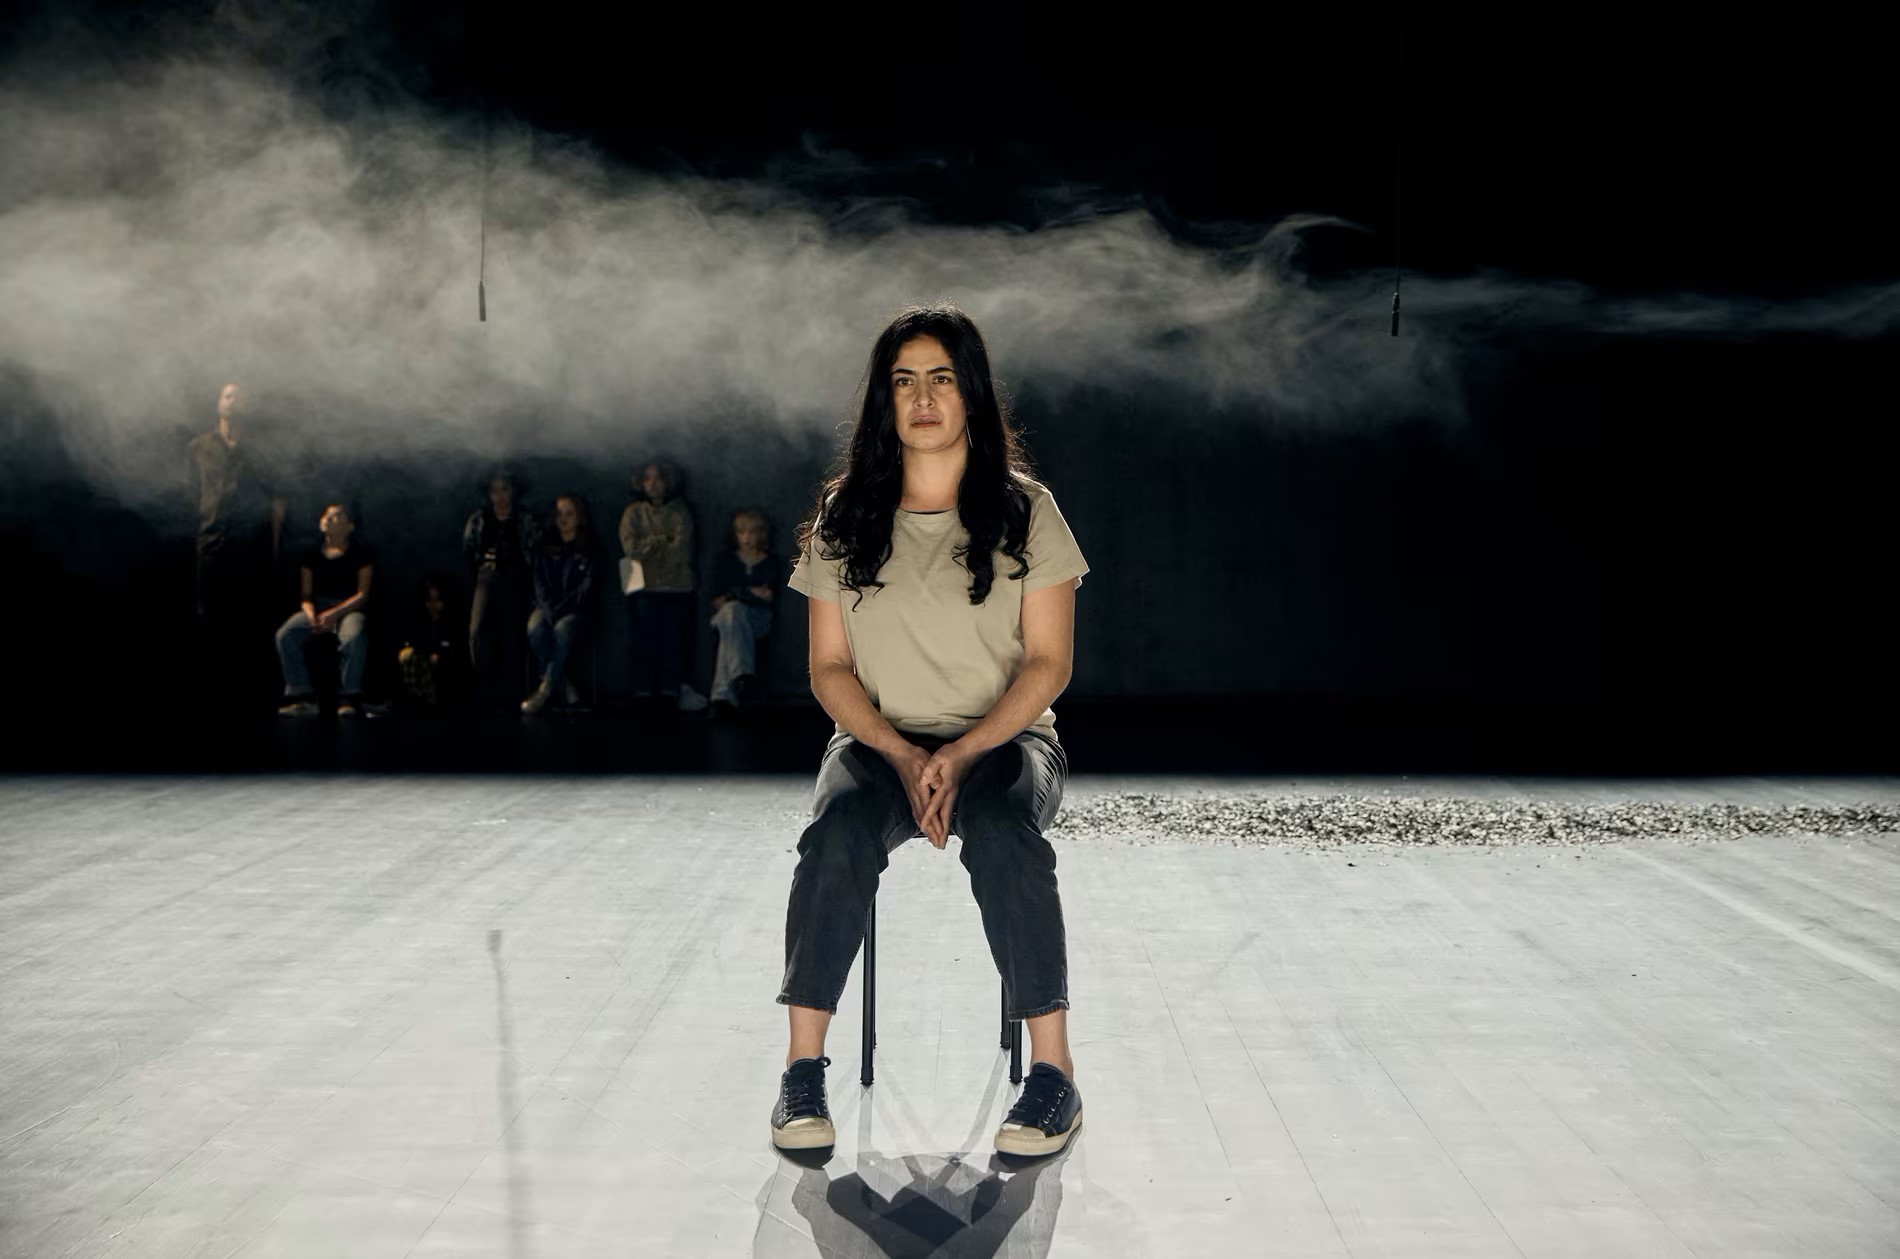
[860,895,876,1087]
[1000,983,1010,1049]
[1009,1010,1023,1085]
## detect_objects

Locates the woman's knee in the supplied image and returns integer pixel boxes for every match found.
[956,750,1063,855]
[802,751,907,864]
[795,811,892,890]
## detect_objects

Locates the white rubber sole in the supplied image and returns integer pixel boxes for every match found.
[993,1108,1082,1157]
[771,1117,836,1149]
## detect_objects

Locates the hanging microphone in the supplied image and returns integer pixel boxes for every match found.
[1390,28,1402,337]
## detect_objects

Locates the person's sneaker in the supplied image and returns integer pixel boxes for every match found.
[994,1062,1082,1156]
[278,697,319,717]
[770,1055,835,1150]
[677,684,708,712]
[520,679,551,714]
[335,702,359,718]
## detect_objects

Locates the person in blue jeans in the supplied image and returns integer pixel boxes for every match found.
[276,504,375,717]
[706,507,785,714]
[770,304,1091,1159]
[523,493,596,713]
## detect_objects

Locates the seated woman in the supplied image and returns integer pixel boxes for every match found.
[523,493,596,713]
[276,503,375,717]
[771,304,1090,1158]
[706,507,786,714]
[397,574,469,711]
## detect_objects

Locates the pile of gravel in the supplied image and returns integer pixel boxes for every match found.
[1046,793,1900,851]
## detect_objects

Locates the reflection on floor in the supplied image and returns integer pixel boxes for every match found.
[2,775,1897,1257]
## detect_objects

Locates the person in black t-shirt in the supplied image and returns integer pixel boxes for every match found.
[275,504,375,716]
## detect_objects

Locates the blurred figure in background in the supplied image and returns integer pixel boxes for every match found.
[619,458,700,709]
[524,492,597,713]
[275,503,374,717]
[463,471,540,713]
[706,507,785,716]
[188,379,286,708]
[397,573,469,712]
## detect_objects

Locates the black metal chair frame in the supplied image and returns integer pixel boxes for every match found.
[860,890,1023,1087]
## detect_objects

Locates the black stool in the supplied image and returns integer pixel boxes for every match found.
[860,890,1023,1087]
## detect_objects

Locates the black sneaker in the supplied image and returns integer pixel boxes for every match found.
[770,1055,835,1149]
[994,1062,1082,1156]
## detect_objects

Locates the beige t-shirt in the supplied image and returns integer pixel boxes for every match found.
[789,479,1088,739]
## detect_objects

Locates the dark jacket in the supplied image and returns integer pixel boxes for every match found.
[710,550,786,612]
[532,537,596,622]
[462,507,542,581]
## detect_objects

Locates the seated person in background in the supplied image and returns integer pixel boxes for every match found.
[276,503,374,717]
[523,493,596,713]
[707,507,786,714]
[397,574,469,711]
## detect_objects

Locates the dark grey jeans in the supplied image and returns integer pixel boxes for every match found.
[778,728,1070,1021]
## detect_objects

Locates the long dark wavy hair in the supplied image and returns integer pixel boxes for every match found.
[798,303,1035,608]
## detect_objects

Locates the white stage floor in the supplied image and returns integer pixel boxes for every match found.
[2,775,1897,1257]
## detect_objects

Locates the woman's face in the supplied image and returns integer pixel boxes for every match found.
[890,335,967,456]
[640,465,670,502]
[734,516,767,552]
[489,478,514,514]
[554,498,581,538]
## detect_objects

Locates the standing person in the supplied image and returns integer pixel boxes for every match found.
[705,507,786,715]
[188,380,286,707]
[618,459,699,708]
[275,503,374,716]
[463,471,540,713]
[523,493,597,713]
[770,304,1090,1158]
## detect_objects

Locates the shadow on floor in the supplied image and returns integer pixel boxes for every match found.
[772,1143,1071,1259]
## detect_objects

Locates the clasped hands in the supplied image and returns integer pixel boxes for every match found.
[888,740,980,850]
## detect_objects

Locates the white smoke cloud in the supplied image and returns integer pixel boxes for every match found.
[1,40,1894,512]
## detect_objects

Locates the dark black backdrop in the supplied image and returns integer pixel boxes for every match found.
[1,6,1892,771]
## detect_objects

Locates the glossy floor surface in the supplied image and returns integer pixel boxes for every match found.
[2,776,1897,1257]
